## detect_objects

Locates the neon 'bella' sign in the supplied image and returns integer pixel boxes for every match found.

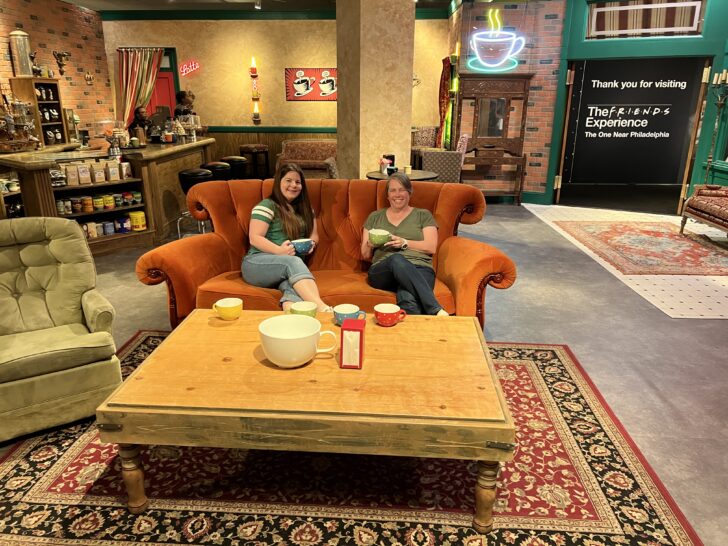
[467,9,525,73]
[180,60,200,77]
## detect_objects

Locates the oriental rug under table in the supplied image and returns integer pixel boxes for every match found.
[0,332,702,546]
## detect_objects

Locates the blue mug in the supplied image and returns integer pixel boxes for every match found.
[333,304,366,326]
[291,238,314,256]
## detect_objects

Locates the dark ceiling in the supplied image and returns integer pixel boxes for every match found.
[62,0,453,13]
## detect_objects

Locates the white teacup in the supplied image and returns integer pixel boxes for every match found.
[258,314,337,368]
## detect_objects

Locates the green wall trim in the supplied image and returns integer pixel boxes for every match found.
[100,10,336,21]
[521,191,552,205]
[101,7,448,21]
[415,8,448,20]
[207,126,337,134]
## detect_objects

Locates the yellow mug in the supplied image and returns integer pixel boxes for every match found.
[289,301,318,317]
[213,297,243,320]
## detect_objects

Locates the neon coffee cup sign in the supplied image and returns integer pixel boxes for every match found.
[468,9,524,73]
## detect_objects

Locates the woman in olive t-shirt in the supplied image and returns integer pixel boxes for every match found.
[360,173,448,316]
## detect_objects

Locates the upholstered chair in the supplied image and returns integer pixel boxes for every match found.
[421,134,470,183]
[680,184,728,235]
[0,217,121,442]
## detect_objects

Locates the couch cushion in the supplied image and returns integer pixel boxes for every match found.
[687,196,728,219]
[0,322,116,383]
[196,269,456,314]
[0,218,95,336]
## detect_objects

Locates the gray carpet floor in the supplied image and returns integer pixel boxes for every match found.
[11,204,726,545]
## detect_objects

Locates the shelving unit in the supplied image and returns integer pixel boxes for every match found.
[0,190,24,219]
[9,77,69,147]
[49,170,153,254]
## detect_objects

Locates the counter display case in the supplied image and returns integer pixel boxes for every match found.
[10,77,70,147]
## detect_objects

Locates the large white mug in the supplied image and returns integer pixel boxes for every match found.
[258,314,336,368]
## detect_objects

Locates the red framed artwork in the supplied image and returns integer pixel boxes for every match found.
[285,68,337,101]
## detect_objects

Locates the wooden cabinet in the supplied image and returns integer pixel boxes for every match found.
[455,75,532,204]
[10,77,69,147]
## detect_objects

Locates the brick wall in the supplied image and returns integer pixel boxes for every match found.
[457,0,566,195]
[0,0,113,131]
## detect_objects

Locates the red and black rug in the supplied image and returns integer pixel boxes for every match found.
[0,333,702,545]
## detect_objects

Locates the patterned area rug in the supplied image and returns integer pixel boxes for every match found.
[553,221,728,276]
[0,332,702,546]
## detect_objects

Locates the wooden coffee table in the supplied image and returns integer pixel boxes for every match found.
[97,309,515,532]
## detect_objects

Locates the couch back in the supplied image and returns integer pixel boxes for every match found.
[0,217,95,335]
[188,178,485,272]
[280,139,337,161]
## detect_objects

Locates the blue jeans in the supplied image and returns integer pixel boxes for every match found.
[242,253,314,305]
[367,254,442,315]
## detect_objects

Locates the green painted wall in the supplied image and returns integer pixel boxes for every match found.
[540,0,728,206]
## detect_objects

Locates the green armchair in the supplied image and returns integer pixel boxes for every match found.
[0,217,121,442]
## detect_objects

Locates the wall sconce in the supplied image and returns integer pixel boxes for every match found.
[52,50,71,76]
[249,56,261,123]
[84,72,95,85]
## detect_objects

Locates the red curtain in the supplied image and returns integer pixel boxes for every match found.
[118,48,164,125]
[436,57,452,148]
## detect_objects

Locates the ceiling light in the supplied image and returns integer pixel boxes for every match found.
[255,0,262,9]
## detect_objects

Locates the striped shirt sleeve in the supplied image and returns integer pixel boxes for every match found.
[251,199,276,224]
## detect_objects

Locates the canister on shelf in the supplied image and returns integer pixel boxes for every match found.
[56,199,65,215]
[92,196,104,211]
[115,216,131,233]
[81,196,94,212]
[132,191,143,204]
[86,222,98,238]
[63,200,72,215]
[122,191,134,206]
[71,197,82,212]
[129,211,147,231]
[102,221,115,236]
[113,193,123,207]
[103,194,115,209]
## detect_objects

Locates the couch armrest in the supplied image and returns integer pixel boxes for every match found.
[136,233,239,328]
[82,289,115,334]
[436,236,517,326]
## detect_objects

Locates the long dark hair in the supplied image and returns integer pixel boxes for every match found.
[270,163,314,240]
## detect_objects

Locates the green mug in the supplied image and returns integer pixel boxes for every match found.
[289,301,318,317]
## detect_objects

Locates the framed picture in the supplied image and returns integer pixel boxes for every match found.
[285,68,337,101]
[63,108,78,142]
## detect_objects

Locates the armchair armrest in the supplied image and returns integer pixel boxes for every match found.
[136,233,239,327]
[436,236,517,326]
[82,289,115,334]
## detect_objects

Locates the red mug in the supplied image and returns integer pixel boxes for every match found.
[374,303,406,327]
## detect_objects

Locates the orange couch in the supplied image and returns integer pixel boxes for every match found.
[136,178,516,327]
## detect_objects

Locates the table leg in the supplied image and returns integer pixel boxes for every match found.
[119,444,149,514]
[473,460,500,533]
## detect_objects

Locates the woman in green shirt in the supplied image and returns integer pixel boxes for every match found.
[361,173,448,316]
[242,163,331,312]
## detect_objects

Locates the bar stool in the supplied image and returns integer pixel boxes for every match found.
[177,168,213,238]
[200,161,231,181]
[239,144,270,179]
[220,155,248,180]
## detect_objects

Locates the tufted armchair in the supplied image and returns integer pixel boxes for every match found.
[680,184,728,236]
[0,217,121,442]
[137,178,517,328]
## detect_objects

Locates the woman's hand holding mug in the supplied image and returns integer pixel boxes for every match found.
[278,240,296,256]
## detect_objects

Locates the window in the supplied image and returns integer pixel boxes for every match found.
[586,0,706,39]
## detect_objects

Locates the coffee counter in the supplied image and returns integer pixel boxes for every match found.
[0,137,216,253]
[121,138,215,242]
